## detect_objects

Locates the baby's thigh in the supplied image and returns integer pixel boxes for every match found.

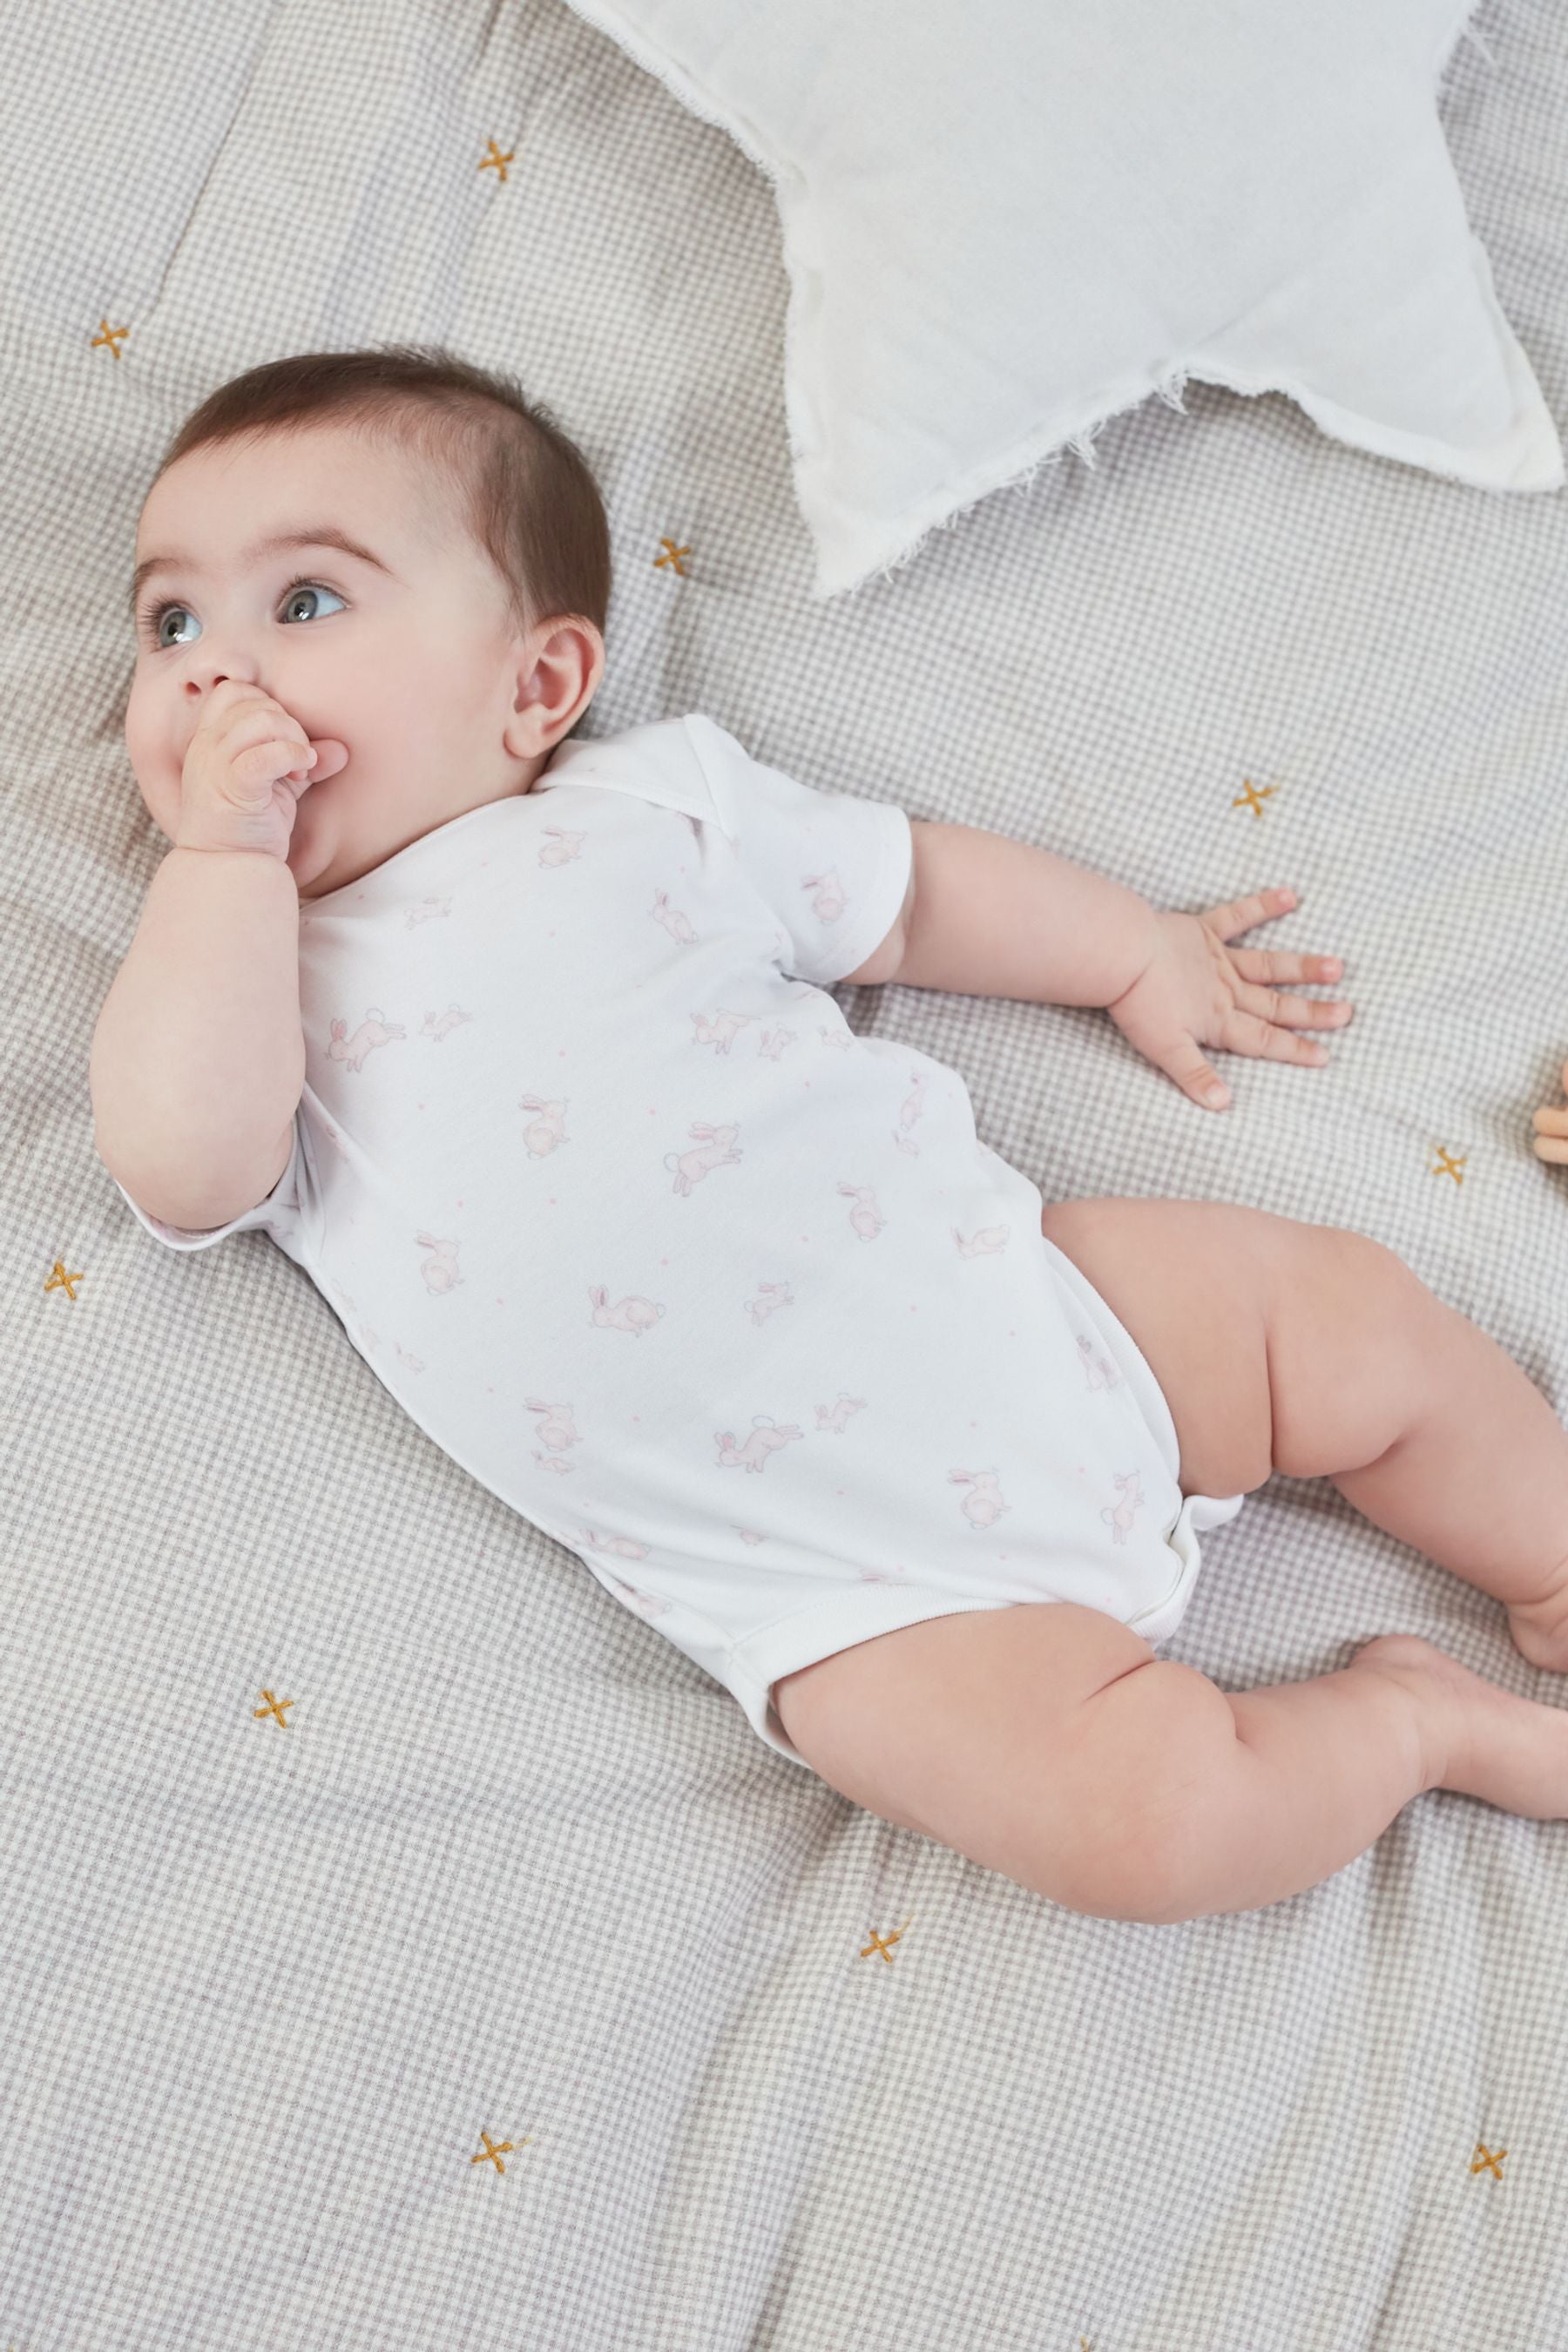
[1041,1195,1431,1494]
[1040,1195,1288,1498]
[774,1600,1162,1901]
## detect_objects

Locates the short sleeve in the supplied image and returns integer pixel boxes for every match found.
[682,713,913,985]
[112,1110,308,1255]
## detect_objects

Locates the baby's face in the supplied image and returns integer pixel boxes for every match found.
[126,422,562,899]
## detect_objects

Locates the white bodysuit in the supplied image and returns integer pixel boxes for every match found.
[116,713,1245,1765]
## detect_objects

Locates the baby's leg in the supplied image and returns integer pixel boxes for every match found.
[1036,1199,1568,1666]
[776,1200,1568,1922]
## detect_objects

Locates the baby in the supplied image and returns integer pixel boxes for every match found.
[92,344,1568,1929]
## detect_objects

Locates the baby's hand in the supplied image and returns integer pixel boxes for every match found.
[1105,886,1353,1110]
[1531,1059,1568,1164]
[174,679,348,862]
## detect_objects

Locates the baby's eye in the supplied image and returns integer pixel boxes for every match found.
[280,581,346,625]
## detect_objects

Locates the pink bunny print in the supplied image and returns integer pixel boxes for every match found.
[715,1416,803,1472]
[1076,1333,1123,1390]
[666,1122,743,1195]
[801,869,847,922]
[954,1226,1010,1257]
[525,1398,580,1452]
[415,1233,462,1294]
[818,1028,852,1052]
[328,1009,406,1071]
[814,1391,867,1434]
[578,1526,648,1560]
[519,1097,569,1157]
[758,1028,797,1061]
[606,1575,671,1619]
[893,1071,927,1155]
[692,1009,756,1053]
[838,1183,885,1240]
[588,1287,666,1335]
[950,1467,1010,1529]
[402,894,451,929]
[746,1280,794,1325]
[1102,1471,1145,1544]
[651,889,697,943]
[421,1004,472,1044]
[538,827,585,866]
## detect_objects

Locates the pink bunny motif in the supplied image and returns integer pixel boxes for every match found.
[588,1287,666,1335]
[814,1391,868,1434]
[606,1575,671,1619]
[525,1398,580,1452]
[954,1226,1010,1257]
[578,1526,648,1561]
[402,894,452,929]
[532,1453,575,1476]
[328,1009,406,1071]
[519,1096,569,1157]
[692,1009,755,1054]
[838,1182,885,1240]
[757,1028,797,1061]
[651,889,697,943]
[818,1027,852,1052]
[538,827,585,867]
[415,1233,462,1294]
[1076,1333,1123,1390]
[950,1467,1010,1529]
[715,1416,803,1472]
[666,1121,742,1194]
[745,1280,794,1326]
[1102,1471,1145,1544]
[801,868,847,922]
[895,1071,927,1152]
[735,1527,767,1545]
[421,1004,472,1044]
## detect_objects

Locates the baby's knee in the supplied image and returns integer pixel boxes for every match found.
[997,1659,1240,1923]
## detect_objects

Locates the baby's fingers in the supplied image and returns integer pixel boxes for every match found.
[1222,1008,1332,1066]
[1233,978,1353,1035]
[1158,1034,1232,1110]
[1532,1103,1568,1162]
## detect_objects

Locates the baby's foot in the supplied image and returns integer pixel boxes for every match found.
[1531,1054,1568,1163]
[1349,1633,1568,1820]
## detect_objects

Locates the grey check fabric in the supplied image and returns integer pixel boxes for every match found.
[4,0,1568,2342]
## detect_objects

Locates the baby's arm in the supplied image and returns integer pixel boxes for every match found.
[844,820,1157,1004]
[91,845,304,1230]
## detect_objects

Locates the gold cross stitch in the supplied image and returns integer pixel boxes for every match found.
[478,139,516,181]
[91,318,130,360]
[1232,780,1276,818]
[44,1260,84,1300]
[654,538,693,575]
[860,1913,914,1963]
[1431,1147,1467,1186]
[253,1690,295,1727]
[471,2129,531,2173]
[1470,2140,1507,2178]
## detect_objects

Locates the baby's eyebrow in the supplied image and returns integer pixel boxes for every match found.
[128,525,395,618]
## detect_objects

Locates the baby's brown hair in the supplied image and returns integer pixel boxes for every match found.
[148,343,612,640]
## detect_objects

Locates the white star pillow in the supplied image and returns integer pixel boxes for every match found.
[564,0,1563,598]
